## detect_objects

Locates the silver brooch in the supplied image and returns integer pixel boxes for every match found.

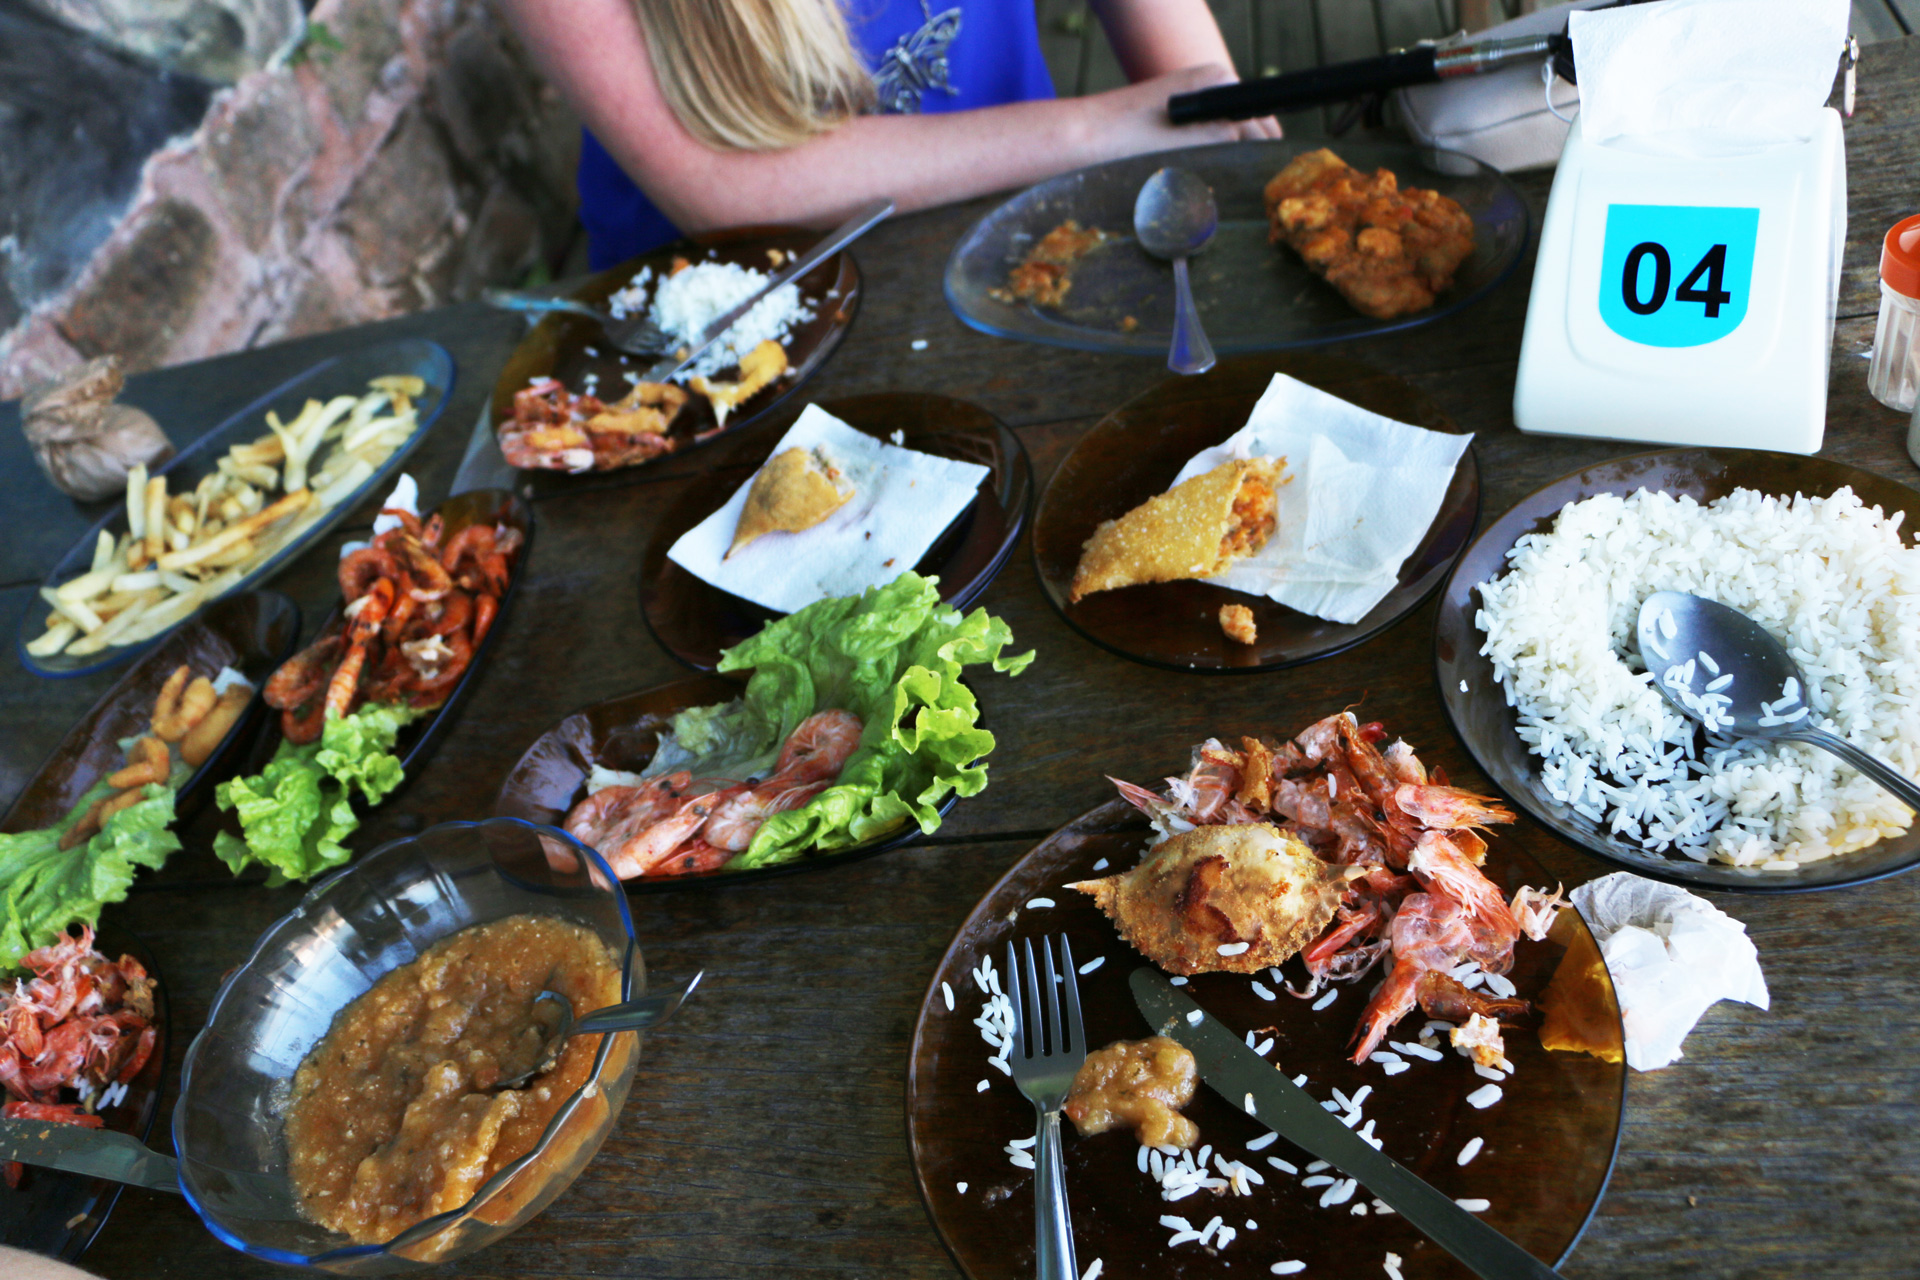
[872,1,962,115]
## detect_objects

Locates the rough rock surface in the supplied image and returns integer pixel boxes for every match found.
[0,0,578,399]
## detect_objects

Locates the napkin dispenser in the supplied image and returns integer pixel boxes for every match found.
[1513,109,1846,453]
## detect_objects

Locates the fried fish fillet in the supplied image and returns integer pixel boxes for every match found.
[692,339,789,428]
[1068,823,1354,975]
[1068,457,1281,602]
[1263,148,1475,320]
[728,445,854,557]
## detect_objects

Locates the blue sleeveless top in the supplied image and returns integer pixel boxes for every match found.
[578,0,1057,268]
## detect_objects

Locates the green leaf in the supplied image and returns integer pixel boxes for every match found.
[0,782,181,971]
[215,703,419,882]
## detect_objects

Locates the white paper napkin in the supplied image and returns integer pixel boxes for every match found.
[1571,872,1769,1071]
[1569,0,1847,154]
[667,405,989,614]
[1170,374,1470,625]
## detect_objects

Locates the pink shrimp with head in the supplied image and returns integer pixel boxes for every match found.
[1392,783,1515,831]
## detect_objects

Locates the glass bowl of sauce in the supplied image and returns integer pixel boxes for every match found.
[172,817,643,1273]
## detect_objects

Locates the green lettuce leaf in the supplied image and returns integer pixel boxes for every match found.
[0,781,181,971]
[214,703,417,884]
[676,571,1031,870]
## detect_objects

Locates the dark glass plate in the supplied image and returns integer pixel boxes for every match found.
[492,676,952,893]
[489,225,861,491]
[639,393,1032,671]
[1032,353,1478,673]
[908,797,1625,1280]
[1436,447,1920,893]
[1,590,301,833]
[21,339,452,678]
[239,488,532,783]
[945,140,1529,354]
[0,923,169,1262]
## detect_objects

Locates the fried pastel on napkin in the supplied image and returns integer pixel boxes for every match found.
[728,445,855,557]
[1263,147,1475,321]
[1068,823,1356,975]
[1068,457,1282,602]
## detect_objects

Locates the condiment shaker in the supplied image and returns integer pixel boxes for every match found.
[1869,214,1920,420]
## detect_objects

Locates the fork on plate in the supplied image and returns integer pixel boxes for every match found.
[1005,934,1087,1280]
[480,287,671,356]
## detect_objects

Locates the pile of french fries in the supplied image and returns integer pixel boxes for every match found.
[28,375,425,659]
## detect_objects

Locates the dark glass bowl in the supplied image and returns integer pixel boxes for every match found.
[1435,447,1920,892]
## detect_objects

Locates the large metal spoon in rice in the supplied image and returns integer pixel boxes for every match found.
[1636,591,1920,814]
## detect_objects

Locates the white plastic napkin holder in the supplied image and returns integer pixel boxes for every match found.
[1513,110,1846,453]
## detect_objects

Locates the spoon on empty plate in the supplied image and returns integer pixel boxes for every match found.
[1635,591,1920,812]
[495,970,705,1091]
[1133,167,1218,376]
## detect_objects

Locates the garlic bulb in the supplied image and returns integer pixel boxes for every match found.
[21,357,173,501]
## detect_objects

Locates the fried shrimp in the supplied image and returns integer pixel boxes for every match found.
[150,666,218,742]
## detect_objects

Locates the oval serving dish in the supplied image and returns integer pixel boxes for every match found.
[21,339,453,678]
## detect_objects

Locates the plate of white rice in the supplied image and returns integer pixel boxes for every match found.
[1435,448,1920,892]
[490,225,860,481]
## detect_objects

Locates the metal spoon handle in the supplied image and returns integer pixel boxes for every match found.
[1168,257,1216,376]
[483,288,605,321]
[574,970,705,1035]
[1785,728,1920,813]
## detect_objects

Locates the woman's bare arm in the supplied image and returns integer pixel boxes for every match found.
[495,0,1275,233]
[1091,0,1242,82]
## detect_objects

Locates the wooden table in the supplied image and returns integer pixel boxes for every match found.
[5,36,1919,1280]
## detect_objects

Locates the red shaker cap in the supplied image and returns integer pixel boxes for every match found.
[1884,214,1920,300]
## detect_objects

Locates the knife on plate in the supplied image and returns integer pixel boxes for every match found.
[637,196,894,385]
[0,1115,179,1194]
[1130,967,1562,1280]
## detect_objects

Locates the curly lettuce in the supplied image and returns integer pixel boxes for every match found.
[0,780,181,971]
[644,572,1032,870]
[213,703,417,884]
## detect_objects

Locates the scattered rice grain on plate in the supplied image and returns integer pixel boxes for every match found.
[1312,989,1338,1011]
[1080,1260,1102,1280]
[1252,980,1277,1001]
[1092,857,1109,871]
[1027,897,1055,909]
[942,981,954,1011]
[1219,941,1251,956]
[1466,1083,1503,1109]
[1385,1252,1405,1280]
[956,1181,968,1193]
[1079,956,1106,975]
[1457,1198,1491,1213]
[1267,1156,1298,1174]
[1457,1136,1485,1165]
[1475,486,1920,866]
[1170,976,1188,986]
[1272,1263,1306,1276]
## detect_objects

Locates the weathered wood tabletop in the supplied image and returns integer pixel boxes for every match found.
[5,35,1919,1280]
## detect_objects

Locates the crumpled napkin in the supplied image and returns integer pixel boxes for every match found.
[668,404,988,614]
[1571,872,1769,1071]
[1569,0,1847,154]
[1171,373,1471,625]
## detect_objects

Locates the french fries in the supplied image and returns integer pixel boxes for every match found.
[27,376,424,659]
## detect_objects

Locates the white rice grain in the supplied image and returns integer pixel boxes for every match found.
[1457,1136,1485,1165]
[1466,1083,1503,1109]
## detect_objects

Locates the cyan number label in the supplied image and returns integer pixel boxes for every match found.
[1597,204,1759,348]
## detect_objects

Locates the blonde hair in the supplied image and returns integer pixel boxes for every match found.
[634,0,876,151]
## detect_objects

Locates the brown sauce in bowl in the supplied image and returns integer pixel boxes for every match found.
[285,914,623,1244]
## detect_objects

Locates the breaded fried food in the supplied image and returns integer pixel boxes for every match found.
[1068,823,1356,975]
[1068,457,1282,602]
[691,339,788,428]
[998,220,1114,308]
[587,379,688,439]
[1219,603,1257,645]
[1264,148,1475,320]
[729,446,854,558]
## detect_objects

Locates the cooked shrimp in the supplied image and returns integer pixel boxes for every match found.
[265,636,343,710]
[338,546,403,603]
[106,736,169,790]
[603,784,742,878]
[563,774,690,848]
[1392,783,1515,830]
[179,685,249,767]
[1407,829,1519,946]
[768,710,863,785]
[705,780,829,852]
[1350,891,1476,1062]
[150,668,216,742]
[325,577,394,719]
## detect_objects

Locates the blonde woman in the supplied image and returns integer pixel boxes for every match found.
[496,0,1280,267]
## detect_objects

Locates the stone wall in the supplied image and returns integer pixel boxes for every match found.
[0,0,578,398]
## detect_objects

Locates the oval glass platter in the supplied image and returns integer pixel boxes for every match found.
[21,338,452,678]
[0,924,169,1263]
[1,590,301,832]
[1032,353,1478,673]
[489,224,861,495]
[639,393,1033,671]
[1435,447,1920,894]
[236,488,532,786]
[907,797,1625,1280]
[493,676,952,893]
[946,139,1528,355]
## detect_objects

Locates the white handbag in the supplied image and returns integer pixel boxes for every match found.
[1394,0,1608,172]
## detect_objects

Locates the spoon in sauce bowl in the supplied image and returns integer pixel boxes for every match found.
[496,970,705,1091]
[1635,591,1920,812]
